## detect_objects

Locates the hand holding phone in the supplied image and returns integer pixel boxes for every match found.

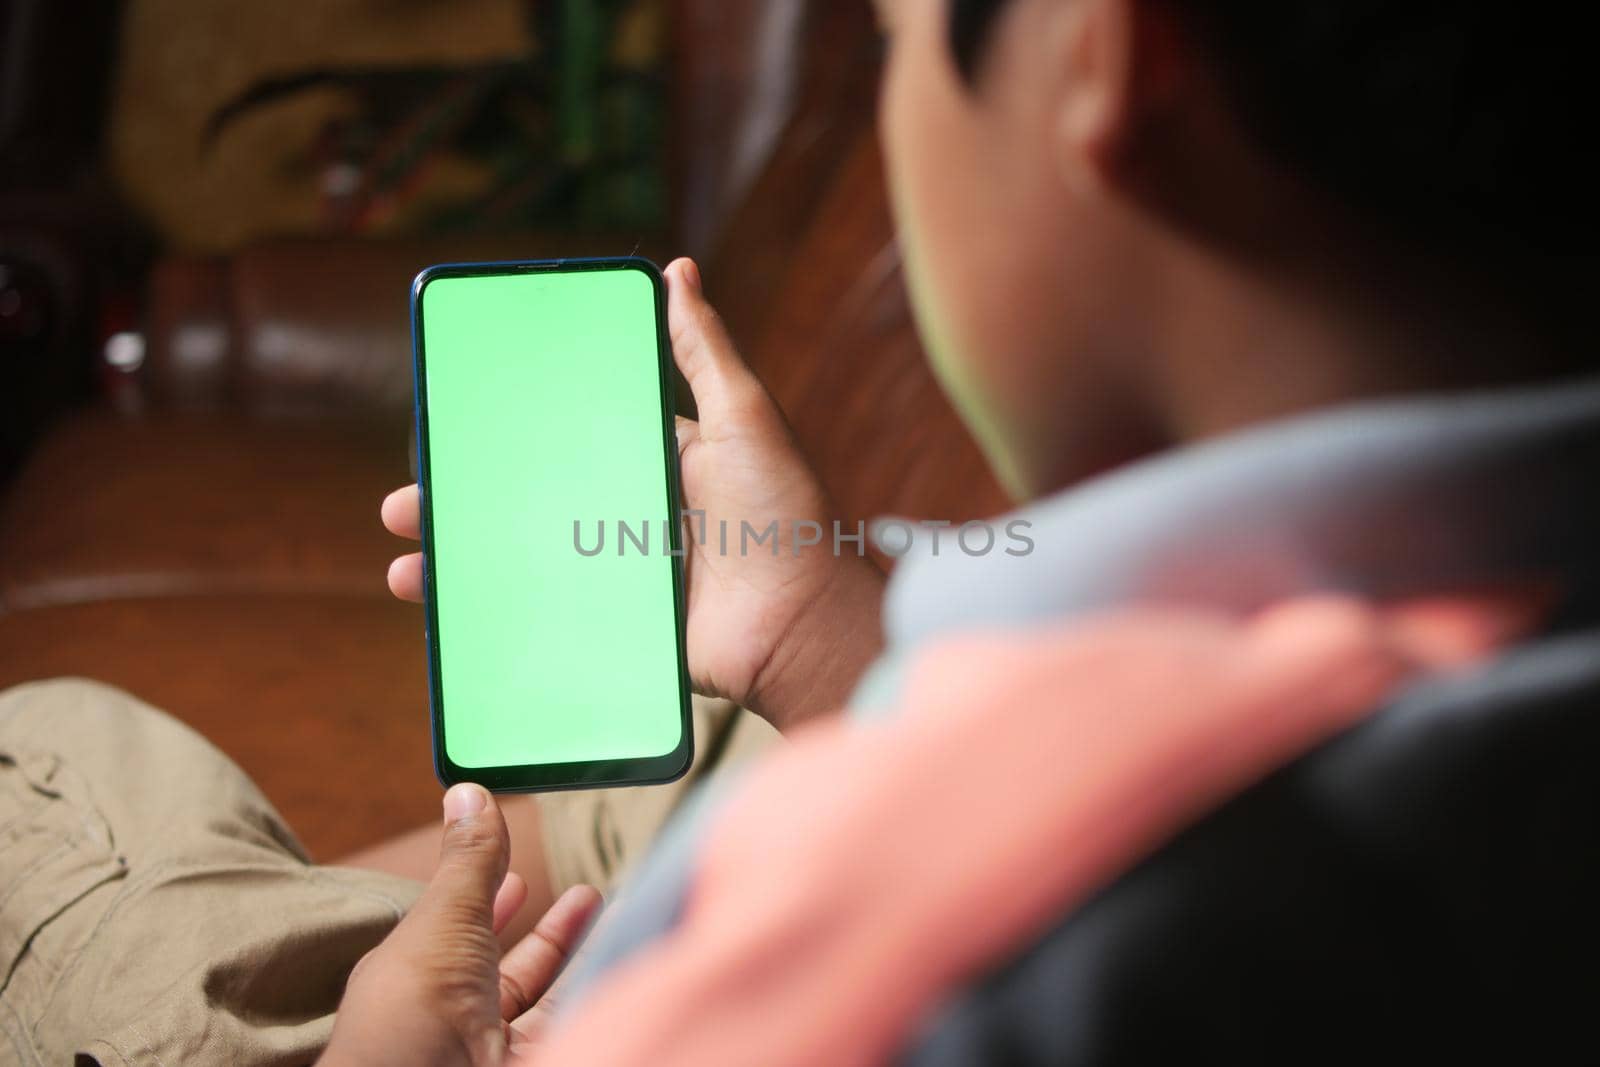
[392,258,884,790]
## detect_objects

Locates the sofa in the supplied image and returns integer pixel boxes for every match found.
[0,1,1005,859]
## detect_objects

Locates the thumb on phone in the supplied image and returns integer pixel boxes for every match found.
[664,257,773,431]
[411,784,512,931]
[323,784,517,1067]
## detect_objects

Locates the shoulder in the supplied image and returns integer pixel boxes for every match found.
[902,626,1600,1066]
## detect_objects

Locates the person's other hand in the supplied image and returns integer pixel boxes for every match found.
[319,784,601,1067]
[383,257,884,730]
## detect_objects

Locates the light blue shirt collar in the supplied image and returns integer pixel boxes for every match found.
[855,376,1600,711]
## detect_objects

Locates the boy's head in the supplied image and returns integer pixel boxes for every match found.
[874,0,1592,498]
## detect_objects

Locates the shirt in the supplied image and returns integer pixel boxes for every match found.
[552,375,1600,1064]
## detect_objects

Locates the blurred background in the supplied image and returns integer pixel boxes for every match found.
[0,0,1005,857]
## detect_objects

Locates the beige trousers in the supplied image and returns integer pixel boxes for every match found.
[0,679,774,1065]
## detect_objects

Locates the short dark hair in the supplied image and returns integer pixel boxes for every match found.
[947,0,1595,277]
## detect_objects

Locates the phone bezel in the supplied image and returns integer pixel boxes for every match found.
[410,256,695,793]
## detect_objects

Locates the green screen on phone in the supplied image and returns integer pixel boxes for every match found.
[413,259,691,791]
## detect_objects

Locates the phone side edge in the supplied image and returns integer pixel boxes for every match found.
[641,254,698,787]
[410,266,456,789]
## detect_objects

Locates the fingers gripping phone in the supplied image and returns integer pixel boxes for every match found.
[410,258,693,791]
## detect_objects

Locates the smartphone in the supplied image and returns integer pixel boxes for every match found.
[410,257,693,792]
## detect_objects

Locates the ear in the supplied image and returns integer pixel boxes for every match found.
[1050,0,1184,192]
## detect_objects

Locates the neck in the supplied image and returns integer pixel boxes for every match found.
[1145,216,1569,445]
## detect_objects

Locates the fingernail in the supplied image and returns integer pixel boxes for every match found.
[443,783,488,824]
[680,258,701,292]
